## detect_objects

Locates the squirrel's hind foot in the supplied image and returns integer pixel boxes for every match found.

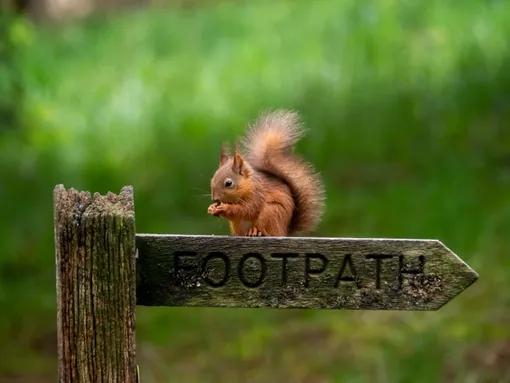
[246,227,264,237]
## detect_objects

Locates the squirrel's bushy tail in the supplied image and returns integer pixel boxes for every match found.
[242,109,326,234]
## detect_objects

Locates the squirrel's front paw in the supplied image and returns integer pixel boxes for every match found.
[208,203,227,217]
[207,203,220,216]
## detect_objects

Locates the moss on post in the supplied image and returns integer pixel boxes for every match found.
[54,184,137,383]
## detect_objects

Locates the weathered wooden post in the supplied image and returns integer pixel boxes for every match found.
[54,185,137,383]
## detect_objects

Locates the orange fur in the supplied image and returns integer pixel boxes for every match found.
[208,109,326,237]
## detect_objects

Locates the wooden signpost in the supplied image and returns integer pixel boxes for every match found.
[53,185,479,382]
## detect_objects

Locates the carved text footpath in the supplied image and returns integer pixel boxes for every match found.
[173,251,425,289]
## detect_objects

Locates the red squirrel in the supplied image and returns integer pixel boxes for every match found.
[207,109,325,237]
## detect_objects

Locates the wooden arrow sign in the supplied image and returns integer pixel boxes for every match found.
[135,234,478,311]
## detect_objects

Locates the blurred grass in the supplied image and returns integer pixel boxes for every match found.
[1,0,510,381]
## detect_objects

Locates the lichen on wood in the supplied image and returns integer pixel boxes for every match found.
[54,184,137,383]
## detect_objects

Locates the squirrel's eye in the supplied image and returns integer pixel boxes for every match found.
[225,179,233,187]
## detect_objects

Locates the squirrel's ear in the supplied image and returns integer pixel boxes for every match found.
[232,147,246,175]
[220,144,230,166]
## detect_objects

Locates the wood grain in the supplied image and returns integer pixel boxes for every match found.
[54,184,137,383]
[136,234,478,311]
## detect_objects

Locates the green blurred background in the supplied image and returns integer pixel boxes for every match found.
[1,0,509,381]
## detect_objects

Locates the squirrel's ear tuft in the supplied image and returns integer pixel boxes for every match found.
[232,146,246,175]
[220,144,230,166]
